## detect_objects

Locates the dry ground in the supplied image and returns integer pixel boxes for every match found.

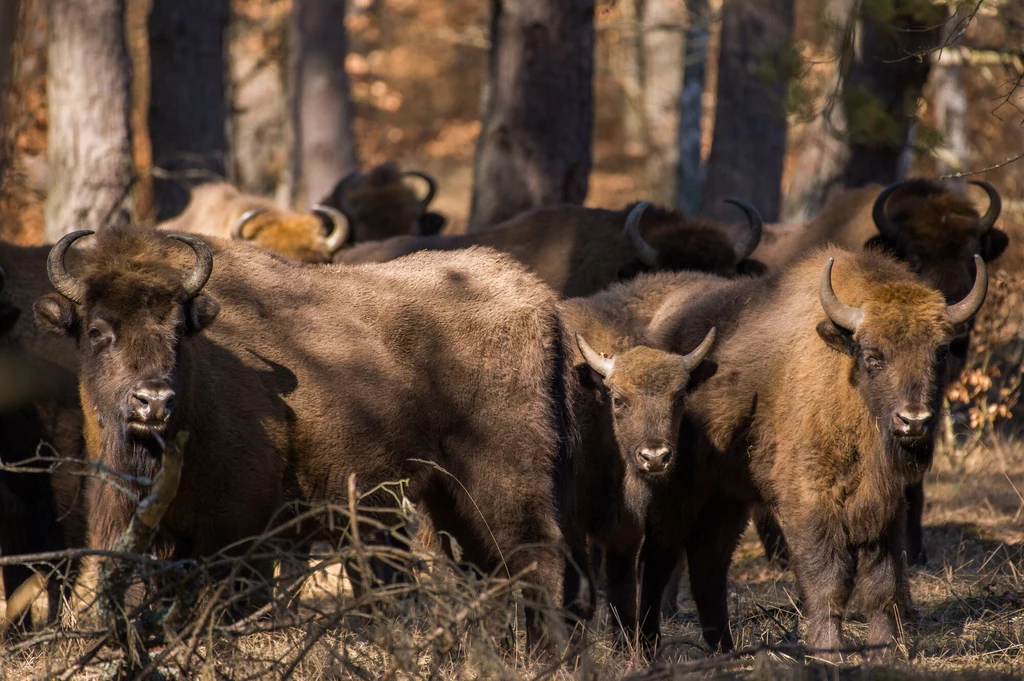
[1,434,1021,680]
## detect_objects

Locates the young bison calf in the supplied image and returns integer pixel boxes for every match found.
[557,296,714,645]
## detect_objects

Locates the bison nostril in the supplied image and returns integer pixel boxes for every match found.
[131,384,177,421]
[637,445,674,469]
[893,410,933,435]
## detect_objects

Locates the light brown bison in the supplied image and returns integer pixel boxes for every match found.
[560,295,714,644]
[632,246,987,655]
[157,182,348,263]
[34,225,573,648]
[0,247,86,628]
[752,180,1007,564]
[317,161,447,241]
[334,200,765,297]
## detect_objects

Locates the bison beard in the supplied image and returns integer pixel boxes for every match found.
[630,246,985,657]
[34,224,573,651]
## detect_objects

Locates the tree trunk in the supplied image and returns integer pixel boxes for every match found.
[616,0,645,158]
[46,0,134,239]
[0,0,20,178]
[841,1,945,187]
[288,0,359,209]
[226,6,288,202]
[468,0,595,232]
[147,0,229,221]
[675,0,708,214]
[640,0,686,206]
[700,0,793,222]
[779,0,854,222]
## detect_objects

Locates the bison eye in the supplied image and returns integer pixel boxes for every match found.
[88,323,113,351]
[611,395,626,410]
[864,352,884,371]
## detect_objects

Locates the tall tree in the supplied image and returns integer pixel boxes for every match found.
[840,0,946,187]
[46,0,134,240]
[0,0,20,180]
[148,0,230,221]
[288,0,359,208]
[468,0,595,231]
[700,0,794,222]
[640,0,686,205]
[675,0,709,215]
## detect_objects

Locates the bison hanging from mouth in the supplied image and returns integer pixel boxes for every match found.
[634,246,987,655]
[751,179,1007,565]
[334,199,765,297]
[34,224,575,649]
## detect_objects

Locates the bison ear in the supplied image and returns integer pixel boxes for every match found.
[34,294,78,337]
[981,229,1009,262]
[418,212,447,236]
[816,320,855,356]
[185,294,221,334]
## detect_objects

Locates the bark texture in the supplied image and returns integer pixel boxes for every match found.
[700,0,793,222]
[841,1,945,187]
[46,0,134,239]
[288,0,359,208]
[0,0,20,178]
[676,0,708,214]
[641,0,686,205]
[468,0,595,232]
[148,0,230,220]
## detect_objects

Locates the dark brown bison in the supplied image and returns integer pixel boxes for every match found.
[317,161,448,241]
[0,247,87,629]
[751,180,1007,564]
[34,225,572,647]
[334,200,765,297]
[631,246,987,656]
[157,182,348,263]
[559,295,714,644]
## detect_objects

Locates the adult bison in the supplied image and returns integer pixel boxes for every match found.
[751,180,1007,565]
[560,302,714,644]
[334,200,765,297]
[632,247,987,655]
[317,161,448,241]
[156,182,348,263]
[34,225,573,648]
[0,248,86,629]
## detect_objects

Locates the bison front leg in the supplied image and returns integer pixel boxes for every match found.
[904,482,927,565]
[856,521,915,659]
[603,539,642,649]
[634,534,679,656]
[785,508,855,660]
[684,500,748,653]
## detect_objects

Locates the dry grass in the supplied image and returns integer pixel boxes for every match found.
[1,433,1021,680]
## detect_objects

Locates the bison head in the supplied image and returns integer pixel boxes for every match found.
[34,226,219,442]
[816,254,986,462]
[231,204,348,263]
[623,200,764,279]
[869,180,1006,304]
[576,329,715,477]
[320,162,446,243]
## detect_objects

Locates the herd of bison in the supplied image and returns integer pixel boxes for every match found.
[0,161,1010,663]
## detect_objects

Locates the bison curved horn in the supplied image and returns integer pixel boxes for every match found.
[575,332,615,378]
[166,234,214,301]
[402,170,438,208]
[314,204,351,254]
[624,201,657,267]
[968,180,1001,232]
[818,257,864,332]
[681,327,716,371]
[946,254,987,325]
[46,230,93,304]
[871,182,905,241]
[723,199,763,260]
[230,207,269,240]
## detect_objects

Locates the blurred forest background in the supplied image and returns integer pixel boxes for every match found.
[0,0,1022,243]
